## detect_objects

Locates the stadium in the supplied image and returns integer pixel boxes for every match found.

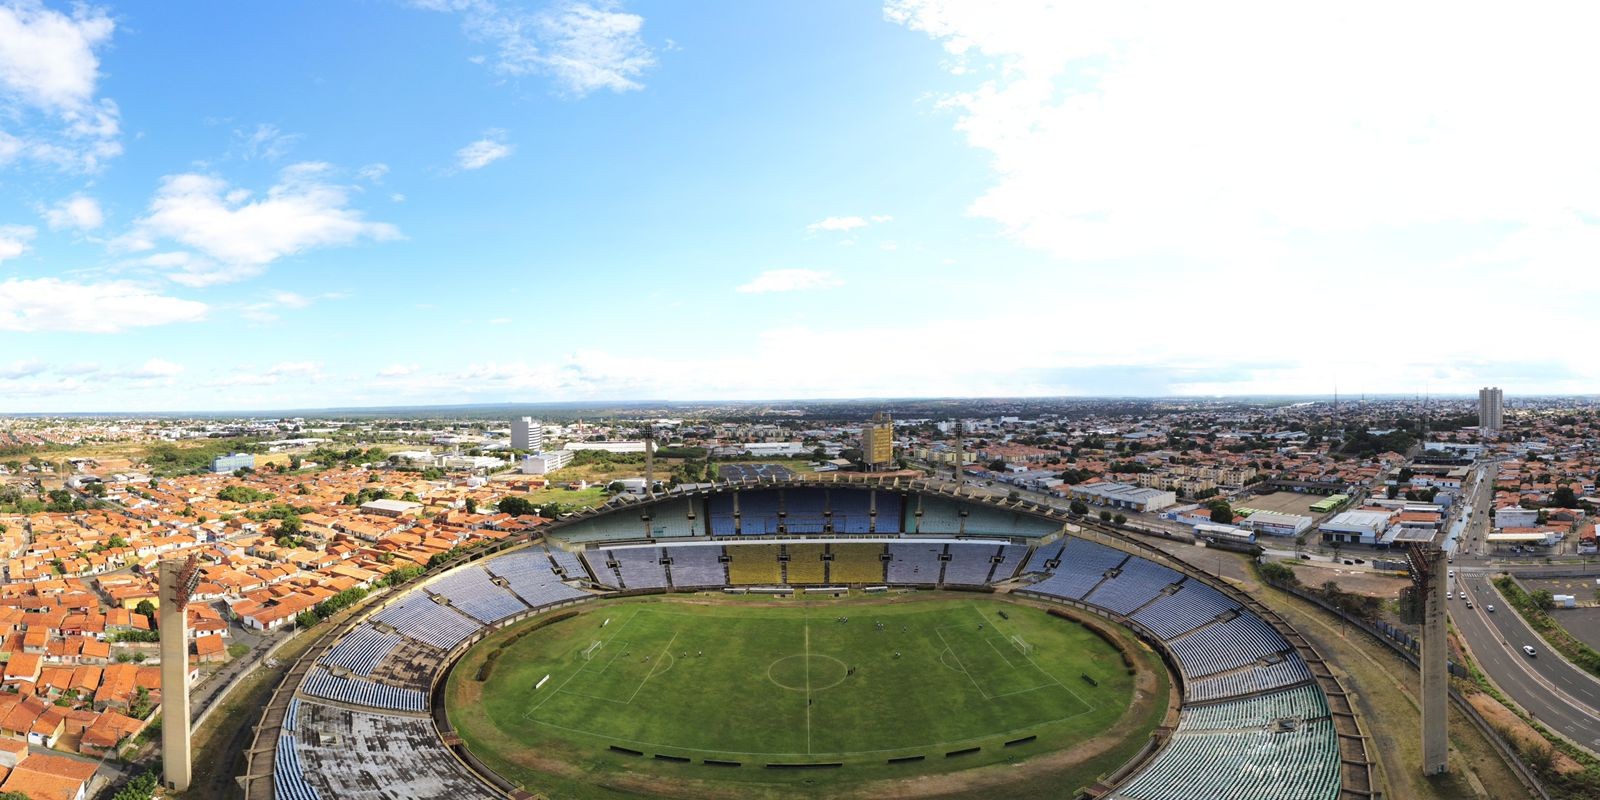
[242,476,1375,800]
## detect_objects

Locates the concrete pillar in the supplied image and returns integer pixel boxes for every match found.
[1420,547,1448,775]
[158,559,192,791]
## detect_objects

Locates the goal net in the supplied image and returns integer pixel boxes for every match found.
[582,640,605,661]
[1010,635,1033,655]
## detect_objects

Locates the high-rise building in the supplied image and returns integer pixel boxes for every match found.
[861,412,894,469]
[512,417,543,451]
[1477,387,1503,434]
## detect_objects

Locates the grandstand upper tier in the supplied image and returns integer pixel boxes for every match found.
[546,478,1064,544]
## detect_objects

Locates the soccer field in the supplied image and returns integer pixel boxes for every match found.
[448,594,1167,799]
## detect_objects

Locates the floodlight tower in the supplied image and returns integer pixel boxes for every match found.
[159,553,202,790]
[643,424,656,492]
[951,419,965,484]
[1408,543,1448,775]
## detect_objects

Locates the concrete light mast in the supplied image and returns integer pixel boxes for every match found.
[1408,544,1448,775]
[159,553,203,791]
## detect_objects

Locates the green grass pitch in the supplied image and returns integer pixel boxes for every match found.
[448,594,1166,799]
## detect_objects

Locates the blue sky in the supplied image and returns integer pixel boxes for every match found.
[2,1,1599,411]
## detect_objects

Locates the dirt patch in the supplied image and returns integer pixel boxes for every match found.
[1463,691,1584,775]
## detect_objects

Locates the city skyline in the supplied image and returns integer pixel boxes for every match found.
[3,1,1600,412]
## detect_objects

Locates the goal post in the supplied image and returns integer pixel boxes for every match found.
[1010,634,1033,655]
[583,640,605,661]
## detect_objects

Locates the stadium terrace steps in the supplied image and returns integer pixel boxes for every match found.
[829,543,887,584]
[727,544,782,584]
[320,624,402,677]
[887,542,944,584]
[664,545,727,587]
[427,566,529,623]
[291,701,502,800]
[1109,718,1340,800]
[485,550,589,608]
[371,593,482,651]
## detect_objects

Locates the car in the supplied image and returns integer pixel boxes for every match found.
[1448,570,1455,577]
[1354,558,1365,564]
[1523,645,1537,656]
[1448,591,1454,600]
[1466,600,1473,608]
[1299,554,1311,560]
[1487,604,1495,612]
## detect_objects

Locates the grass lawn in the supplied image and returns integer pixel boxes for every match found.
[448,594,1165,799]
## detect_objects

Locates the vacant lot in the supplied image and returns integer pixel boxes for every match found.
[1242,491,1322,516]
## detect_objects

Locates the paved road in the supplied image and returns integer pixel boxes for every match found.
[1453,575,1600,754]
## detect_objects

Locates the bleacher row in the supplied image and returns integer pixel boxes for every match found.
[371,594,483,651]
[579,540,1032,589]
[303,667,427,713]
[320,624,403,676]
[1110,718,1341,800]
[286,701,502,800]
[1021,536,1340,800]
[490,549,590,608]
[275,734,323,800]
[426,566,528,623]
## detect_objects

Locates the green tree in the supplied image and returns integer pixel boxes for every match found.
[1069,500,1089,516]
[1531,589,1556,611]
[1098,510,1113,522]
[1208,500,1234,524]
[135,599,156,621]
[1259,561,1298,586]
[1552,486,1579,508]
[1113,513,1127,525]
[498,495,536,516]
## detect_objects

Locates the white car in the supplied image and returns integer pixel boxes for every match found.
[1447,591,1454,600]
[1522,645,1537,657]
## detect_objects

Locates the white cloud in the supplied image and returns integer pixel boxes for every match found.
[357,163,390,182]
[43,194,102,231]
[123,162,401,285]
[377,363,420,377]
[417,0,656,97]
[456,131,513,170]
[0,278,207,332]
[0,224,35,262]
[885,0,1600,391]
[735,269,843,294]
[806,215,892,234]
[121,358,183,379]
[0,1,121,171]
[232,123,302,161]
[267,360,323,376]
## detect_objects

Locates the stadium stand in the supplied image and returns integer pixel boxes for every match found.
[829,489,874,533]
[783,489,828,534]
[371,593,483,651]
[1131,580,1239,640]
[707,494,737,535]
[1021,539,1067,574]
[320,624,403,677]
[1084,557,1182,615]
[663,545,726,587]
[1027,538,1129,600]
[829,543,886,583]
[428,566,528,624]
[990,543,1028,582]
[887,541,944,583]
[726,544,782,584]
[785,542,828,583]
[291,702,502,800]
[551,512,649,543]
[1109,718,1339,800]
[486,550,589,608]
[913,496,964,534]
[737,491,783,534]
[1184,656,1315,703]
[872,492,904,533]
[302,667,427,713]
[646,498,700,537]
[367,636,445,694]
[962,505,1060,537]
[547,547,589,581]
[943,542,1001,585]
[275,733,321,800]
[609,546,669,589]
[581,549,622,588]
[1165,614,1289,678]
[1177,684,1328,731]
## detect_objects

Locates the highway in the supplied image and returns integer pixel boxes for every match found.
[1453,574,1600,753]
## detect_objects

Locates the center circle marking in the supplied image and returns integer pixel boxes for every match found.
[767,653,850,692]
